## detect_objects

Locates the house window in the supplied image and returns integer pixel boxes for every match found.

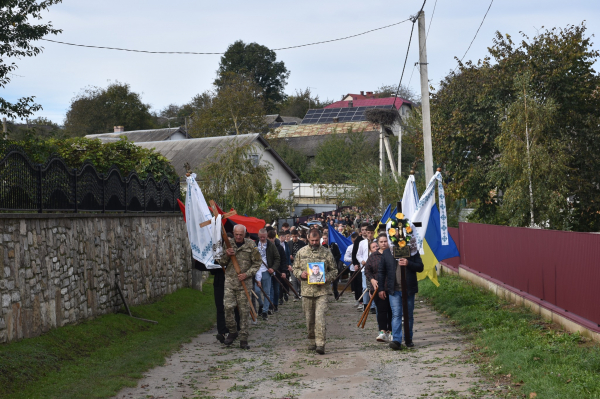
[249,154,259,167]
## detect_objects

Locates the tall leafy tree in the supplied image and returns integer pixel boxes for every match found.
[215,40,289,113]
[432,23,600,231]
[1,0,62,119]
[188,73,266,137]
[64,82,155,136]
[277,88,332,119]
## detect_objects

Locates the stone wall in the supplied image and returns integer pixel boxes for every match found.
[0,213,191,343]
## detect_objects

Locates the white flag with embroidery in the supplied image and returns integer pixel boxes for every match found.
[211,214,223,261]
[185,173,219,269]
[411,171,450,254]
[401,174,419,220]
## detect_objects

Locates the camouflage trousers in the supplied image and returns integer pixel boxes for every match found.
[224,288,250,341]
[302,295,328,347]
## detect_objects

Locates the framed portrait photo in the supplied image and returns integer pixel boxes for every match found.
[307,262,326,284]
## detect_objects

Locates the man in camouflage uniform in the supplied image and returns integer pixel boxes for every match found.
[219,225,262,349]
[293,229,338,354]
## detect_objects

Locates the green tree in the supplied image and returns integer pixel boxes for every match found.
[5,117,65,141]
[345,164,406,216]
[195,141,292,220]
[1,0,62,120]
[64,82,155,136]
[277,88,332,119]
[311,128,378,184]
[375,84,419,103]
[431,23,600,231]
[188,73,266,137]
[268,139,309,181]
[216,40,289,113]
[491,73,570,229]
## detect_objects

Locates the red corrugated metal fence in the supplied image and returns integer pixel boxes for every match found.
[447,223,600,328]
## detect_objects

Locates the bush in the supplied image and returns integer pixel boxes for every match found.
[0,137,178,182]
[301,208,315,216]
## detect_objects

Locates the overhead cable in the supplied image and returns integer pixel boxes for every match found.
[40,19,411,55]
[453,0,494,72]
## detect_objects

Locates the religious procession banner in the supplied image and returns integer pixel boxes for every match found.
[185,173,220,269]
[401,172,459,286]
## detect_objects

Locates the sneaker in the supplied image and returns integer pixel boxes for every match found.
[293,297,298,302]
[279,299,284,305]
[258,306,263,314]
[261,313,268,321]
[357,304,363,310]
[284,294,289,302]
[370,308,376,314]
[273,306,278,312]
[385,332,392,342]
[376,331,387,342]
[389,341,402,350]
[268,309,274,315]
[405,341,415,348]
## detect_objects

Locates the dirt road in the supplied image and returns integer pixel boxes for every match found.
[115,290,493,399]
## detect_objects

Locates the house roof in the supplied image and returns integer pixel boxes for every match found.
[86,127,188,143]
[269,131,380,158]
[265,114,283,124]
[325,97,410,110]
[266,120,379,139]
[135,133,300,182]
[343,93,376,100]
[280,116,303,124]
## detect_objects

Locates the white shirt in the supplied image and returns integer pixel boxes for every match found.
[356,238,370,273]
[256,241,268,281]
[344,244,354,270]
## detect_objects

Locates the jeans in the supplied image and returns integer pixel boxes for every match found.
[254,271,272,314]
[271,274,280,308]
[362,271,375,309]
[388,291,415,344]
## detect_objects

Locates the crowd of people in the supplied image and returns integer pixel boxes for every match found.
[206,207,424,355]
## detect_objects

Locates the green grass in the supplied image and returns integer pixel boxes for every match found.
[0,282,216,399]
[419,274,600,399]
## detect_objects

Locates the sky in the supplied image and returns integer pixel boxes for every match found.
[4,0,600,125]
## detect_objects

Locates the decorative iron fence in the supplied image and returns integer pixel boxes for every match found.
[0,146,180,213]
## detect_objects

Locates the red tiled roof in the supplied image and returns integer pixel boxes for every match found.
[325,97,408,110]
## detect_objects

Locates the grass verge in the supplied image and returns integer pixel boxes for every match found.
[419,274,600,399]
[0,281,216,399]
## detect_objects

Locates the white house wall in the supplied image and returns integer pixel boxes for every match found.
[258,149,294,199]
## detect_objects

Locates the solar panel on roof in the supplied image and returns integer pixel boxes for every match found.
[300,106,398,124]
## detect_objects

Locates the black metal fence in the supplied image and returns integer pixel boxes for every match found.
[0,146,180,213]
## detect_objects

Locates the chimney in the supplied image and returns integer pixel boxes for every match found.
[114,126,124,133]
[366,91,374,98]
[348,100,353,108]
[360,91,364,95]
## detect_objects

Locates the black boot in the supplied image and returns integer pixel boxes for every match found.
[224,332,238,346]
[216,333,225,343]
[240,340,250,349]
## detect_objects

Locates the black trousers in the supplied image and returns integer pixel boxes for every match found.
[352,269,363,301]
[212,269,240,335]
[374,293,393,332]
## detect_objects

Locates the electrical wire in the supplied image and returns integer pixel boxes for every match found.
[453,0,494,72]
[40,19,411,55]
[392,0,428,109]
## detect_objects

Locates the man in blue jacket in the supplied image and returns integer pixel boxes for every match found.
[377,237,424,350]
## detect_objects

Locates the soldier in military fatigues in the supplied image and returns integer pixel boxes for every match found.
[293,229,338,354]
[219,225,262,349]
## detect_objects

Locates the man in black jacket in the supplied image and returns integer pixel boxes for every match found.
[377,241,424,350]
[289,230,306,301]
[268,229,287,311]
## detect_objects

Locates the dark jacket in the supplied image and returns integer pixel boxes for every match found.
[275,240,288,274]
[283,241,291,265]
[364,251,383,292]
[255,239,281,271]
[377,248,424,296]
[290,239,306,264]
[351,236,364,267]
[323,242,341,263]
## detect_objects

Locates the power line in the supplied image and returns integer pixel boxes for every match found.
[40,19,411,55]
[453,0,494,72]
[392,0,428,108]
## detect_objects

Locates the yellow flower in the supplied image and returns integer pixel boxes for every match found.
[406,226,412,233]
[399,240,406,248]
[396,213,404,220]
[388,228,397,236]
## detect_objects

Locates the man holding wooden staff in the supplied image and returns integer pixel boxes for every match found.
[219,225,262,349]
[293,229,338,354]
[378,232,423,350]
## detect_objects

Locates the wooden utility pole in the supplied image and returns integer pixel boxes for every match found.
[418,11,434,183]
[398,123,402,176]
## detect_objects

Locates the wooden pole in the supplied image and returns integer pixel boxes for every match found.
[208,200,257,321]
[336,264,365,299]
[253,278,276,309]
[358,287,378,328]
[397,201,411,343]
